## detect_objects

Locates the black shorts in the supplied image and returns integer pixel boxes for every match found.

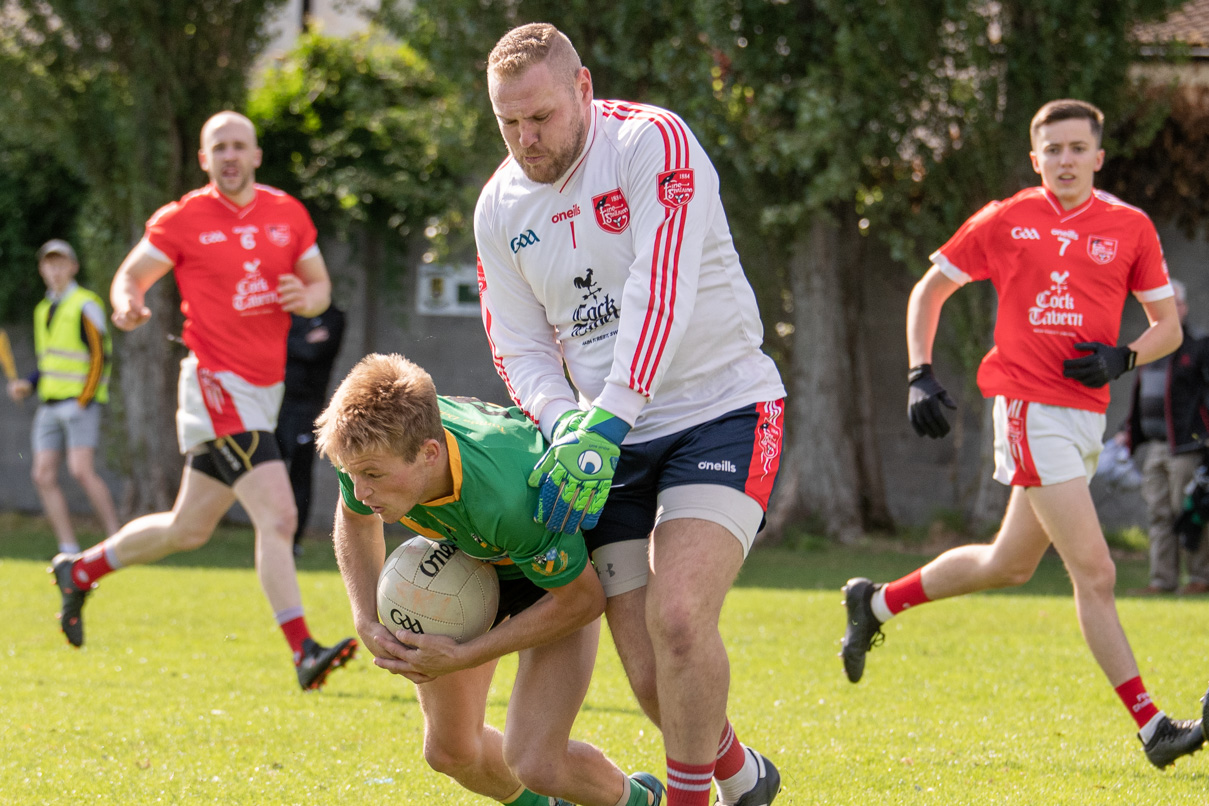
[188,430,282,487]
[493,573,550,626]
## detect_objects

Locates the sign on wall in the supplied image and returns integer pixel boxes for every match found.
[416,263,480,317]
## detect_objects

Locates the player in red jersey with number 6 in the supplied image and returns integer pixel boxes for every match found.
[841,99,1204,768]
[49,111,356,691]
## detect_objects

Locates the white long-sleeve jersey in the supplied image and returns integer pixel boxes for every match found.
[475,99,785,443]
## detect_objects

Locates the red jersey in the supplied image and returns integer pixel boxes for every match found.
[932,187,1171,414]
[144,183,319,386]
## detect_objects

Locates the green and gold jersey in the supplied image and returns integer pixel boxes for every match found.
[337,396,587,589]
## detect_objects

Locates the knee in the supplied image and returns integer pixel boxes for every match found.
[646,595,705,661]
[170,519,215,552]
[1073,558,1118,599]
[259,506,298,543]
[986,561,1036,589]
[66,459,99,485]
[31,464,59,490]
[422,734,479,781]
[504,746,562,798]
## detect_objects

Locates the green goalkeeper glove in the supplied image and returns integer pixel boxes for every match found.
[528,406,630,535]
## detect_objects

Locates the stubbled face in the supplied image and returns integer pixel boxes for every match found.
[38,254,78,295]
[489,61,590,184]
[1030,118,1104,210]
[341,448,436,524]
[198,116,262,203]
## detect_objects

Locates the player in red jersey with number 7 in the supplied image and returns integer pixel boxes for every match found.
[841,99,1204,768]
[49,111,356,691]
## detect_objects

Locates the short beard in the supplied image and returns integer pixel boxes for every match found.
[514,109,587,185]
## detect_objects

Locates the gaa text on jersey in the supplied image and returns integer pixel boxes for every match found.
[199,230,228,245]
[510,229,540,253]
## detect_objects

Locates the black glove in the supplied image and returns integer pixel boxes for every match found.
[908,364,957,439]
[1062,342,1136,388]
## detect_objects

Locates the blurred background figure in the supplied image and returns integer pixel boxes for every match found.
[276,304,345,556]
[7,239,119,556]
[1119,279,1209,595]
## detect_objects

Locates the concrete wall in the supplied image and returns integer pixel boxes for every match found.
[2,222,1203,537]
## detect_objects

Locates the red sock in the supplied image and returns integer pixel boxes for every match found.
[714,720,746,780]
[1116,676,1160,729]
[883,569,930,615]
[281,616,312,662]
[72,543,116,588]
[666,758,714,806]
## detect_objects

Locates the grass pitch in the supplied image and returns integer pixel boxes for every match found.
[3,513,1208,804]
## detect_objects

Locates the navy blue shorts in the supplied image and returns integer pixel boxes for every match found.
[583,400,784,553]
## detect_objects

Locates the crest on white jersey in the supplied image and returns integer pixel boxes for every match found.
[657,169,695,209]
[592,188,630,234]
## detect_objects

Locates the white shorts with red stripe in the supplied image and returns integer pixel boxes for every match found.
[176,353,284,453]
[991,396,1104,488]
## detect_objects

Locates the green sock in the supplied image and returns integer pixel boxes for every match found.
[502,789,554,806]
[626,777,653,806]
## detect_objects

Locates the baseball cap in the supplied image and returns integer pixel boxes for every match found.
[36,239,78,263]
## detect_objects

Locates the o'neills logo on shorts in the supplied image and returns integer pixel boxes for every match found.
[592,188,630,234]
[657,169,695,208]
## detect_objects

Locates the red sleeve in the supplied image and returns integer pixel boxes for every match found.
[144,201,185,264]
[1127,215,1170,295]
[932,200,1001,282]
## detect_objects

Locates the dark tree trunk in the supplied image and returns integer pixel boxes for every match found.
[766,214,863,543]
[116,280,185,516]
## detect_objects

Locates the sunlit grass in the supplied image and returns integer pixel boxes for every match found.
[4,516,1208,803]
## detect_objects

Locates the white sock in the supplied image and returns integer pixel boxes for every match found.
[611,775,631,806]
[1138,711,1166,743]
[870,586,893,623]
[58,542,81,556]
[715,748,759,805]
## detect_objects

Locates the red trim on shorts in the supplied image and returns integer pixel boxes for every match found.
[197,366,246,438]
[744,399,784,509]
[1006,398,1041,487]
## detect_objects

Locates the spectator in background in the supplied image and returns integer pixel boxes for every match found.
[276,305,345,556]
[8,239,120,555]
[1120,279,1209,595]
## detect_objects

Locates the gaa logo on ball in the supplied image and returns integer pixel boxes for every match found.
[577,449,603,474]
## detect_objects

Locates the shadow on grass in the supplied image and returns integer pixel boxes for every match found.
[1,511,1152,596]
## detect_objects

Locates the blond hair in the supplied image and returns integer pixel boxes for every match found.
[487,22,582,86]
[315,353,444,465]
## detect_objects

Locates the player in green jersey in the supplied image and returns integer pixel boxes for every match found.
[315,353,662,806]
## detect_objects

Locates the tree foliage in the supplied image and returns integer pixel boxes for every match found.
[249,29,482,254]
[0,0,287,512]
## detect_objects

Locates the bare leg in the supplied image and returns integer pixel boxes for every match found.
[66,446,120,536]
[605,586,662,726]
[505,619,637,806]
[918,486,1052,600]
[107,466,233,566]
[416,659,521,799]
[1026,478,1139,686]
[232,460,301,614]
[646,518,743,765]
[31,449,75,547]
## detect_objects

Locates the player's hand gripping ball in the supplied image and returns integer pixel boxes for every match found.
[377,537,499,642]
[528,406,630,535]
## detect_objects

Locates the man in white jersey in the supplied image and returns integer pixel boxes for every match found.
[475,23,785,806]
[840,99,1204,768]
